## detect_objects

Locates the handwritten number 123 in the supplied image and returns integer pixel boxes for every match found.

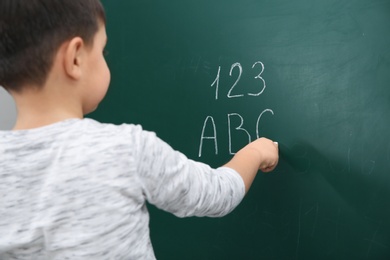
[211,61,266,100]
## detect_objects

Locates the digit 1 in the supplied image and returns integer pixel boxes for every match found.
[211,66,221,100]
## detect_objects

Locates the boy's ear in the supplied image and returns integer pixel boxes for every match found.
[63,37,85,80]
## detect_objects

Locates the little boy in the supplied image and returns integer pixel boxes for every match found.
[0,0,278,259]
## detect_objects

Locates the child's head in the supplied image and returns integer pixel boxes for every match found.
[0,0,106,93]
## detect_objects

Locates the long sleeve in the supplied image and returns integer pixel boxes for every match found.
[134,127,246,218]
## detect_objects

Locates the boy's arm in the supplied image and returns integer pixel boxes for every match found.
[224,138,279,193]
[134,127,278,217]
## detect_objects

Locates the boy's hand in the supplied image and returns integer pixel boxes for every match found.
[224,137,279,193]
[247,138,279,173]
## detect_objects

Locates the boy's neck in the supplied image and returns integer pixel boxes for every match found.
[13,109,82,130]
[11,84,84,130]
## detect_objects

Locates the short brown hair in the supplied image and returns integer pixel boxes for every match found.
[0,0,106,92]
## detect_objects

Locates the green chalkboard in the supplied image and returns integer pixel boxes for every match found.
[91,0,390,259]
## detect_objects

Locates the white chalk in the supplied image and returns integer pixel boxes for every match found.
[274,142,278,145]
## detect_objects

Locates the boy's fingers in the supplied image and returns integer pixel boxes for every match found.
[261,162,277,172]
[261,167,273,173]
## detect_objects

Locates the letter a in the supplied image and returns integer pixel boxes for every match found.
[198,116,218,157]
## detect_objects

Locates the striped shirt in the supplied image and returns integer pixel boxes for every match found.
[0,118,245,259]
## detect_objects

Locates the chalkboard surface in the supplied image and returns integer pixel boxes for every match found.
[91,0,390,259]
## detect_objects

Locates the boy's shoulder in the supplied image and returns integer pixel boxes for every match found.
[0,118,161,155]
[0,118,145,143]
[77,118,160,148]
[82,118,142,134]
[67,118,145,141]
